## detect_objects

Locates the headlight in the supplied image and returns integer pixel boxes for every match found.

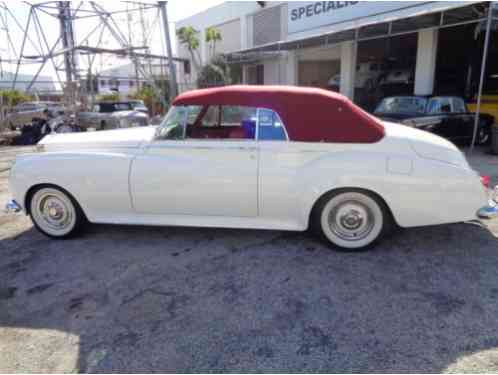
[35,144,45,152]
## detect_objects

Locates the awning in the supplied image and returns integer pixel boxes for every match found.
[226,1,486,61]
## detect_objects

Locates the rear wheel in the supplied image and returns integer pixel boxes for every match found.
[29,186,86,238]
[311,189,390,251]
[476,125,490,145]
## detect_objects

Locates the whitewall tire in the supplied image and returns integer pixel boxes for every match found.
[29,186,85,238]
[312,189,389,251]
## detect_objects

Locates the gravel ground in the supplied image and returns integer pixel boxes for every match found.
[1,145,498,373]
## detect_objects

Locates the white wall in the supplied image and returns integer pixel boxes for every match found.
[414,29,438,96]
[176,2,261,64]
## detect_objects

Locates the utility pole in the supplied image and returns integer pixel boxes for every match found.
[158,1,178,100]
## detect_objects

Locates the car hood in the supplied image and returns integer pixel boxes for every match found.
[382,121,469,168]
[110,110,149,118]
[38,126,157,151]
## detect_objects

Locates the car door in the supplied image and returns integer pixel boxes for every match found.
[130,105,259,217]
[452,97,475,140]
[425,97,461,141]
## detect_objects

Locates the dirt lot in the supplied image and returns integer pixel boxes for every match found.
[1,145,498,373]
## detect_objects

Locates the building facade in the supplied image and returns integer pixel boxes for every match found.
[176,1,498,110]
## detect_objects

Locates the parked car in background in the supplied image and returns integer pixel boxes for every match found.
[6,86,497,250]
[77,101,149,131]
[5,101,65,129]
[374,95,494,145]
[379,69,414,86]
[328,61,386,91]
[128,99,148,114]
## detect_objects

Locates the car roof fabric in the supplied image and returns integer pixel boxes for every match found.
[173,85,385,143]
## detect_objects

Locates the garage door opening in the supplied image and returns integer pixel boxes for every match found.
[355,33,418,111]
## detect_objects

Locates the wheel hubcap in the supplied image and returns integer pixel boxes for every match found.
[479,129,488,144]
[38,194,73,231]
[329,201,374,241]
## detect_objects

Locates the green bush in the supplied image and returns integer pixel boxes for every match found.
[96,93,120,102]
[0,90,33,107]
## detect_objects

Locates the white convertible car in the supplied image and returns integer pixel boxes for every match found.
[6,86,498,251]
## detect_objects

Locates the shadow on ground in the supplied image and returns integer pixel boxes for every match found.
[1,221,498,372]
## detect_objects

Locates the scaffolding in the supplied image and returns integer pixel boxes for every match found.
[0,1,183,107]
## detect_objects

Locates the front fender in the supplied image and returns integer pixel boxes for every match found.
[10,151,134,221]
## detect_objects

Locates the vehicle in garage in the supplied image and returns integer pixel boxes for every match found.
[5,86,497,250]
[328,61,386,91]
[374,95,495,145]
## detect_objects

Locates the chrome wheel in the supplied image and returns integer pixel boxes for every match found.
[30,188,77,237]
[320,191,384,250]
[329,201,374,241]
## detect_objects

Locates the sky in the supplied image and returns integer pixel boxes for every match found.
[0,0,224,86]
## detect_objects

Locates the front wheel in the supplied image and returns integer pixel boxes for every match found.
[311,189,390,251]
[29,186,86,238]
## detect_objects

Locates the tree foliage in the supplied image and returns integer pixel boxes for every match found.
[177,26,201,71]
[96,92,120,102]
[205,27,222,59]
[128,78,171,115]
[196,55,232,89]
[0,90,33,107]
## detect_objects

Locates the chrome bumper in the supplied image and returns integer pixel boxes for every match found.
[4,200,21,214]
[477,186,498,219]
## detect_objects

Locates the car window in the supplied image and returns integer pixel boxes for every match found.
[16,104,35,111]
[375,97,427,114]
[201,105,220,127]
[258,108,288,141]
[452,98,467,113]
[222,106,257,127]
[189,105,257,140]
[155,105,191,140]
[114,103,133,111]
[187,106,202,124]
[427,98,453,114]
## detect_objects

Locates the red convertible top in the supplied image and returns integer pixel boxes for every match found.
[173,85,385,143]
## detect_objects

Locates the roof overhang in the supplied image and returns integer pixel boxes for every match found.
[226,1,488,62]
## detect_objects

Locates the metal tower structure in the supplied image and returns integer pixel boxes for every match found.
[0,1,184,106]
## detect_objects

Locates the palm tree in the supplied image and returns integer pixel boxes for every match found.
[176,26,201,71]
[205,27,222,59]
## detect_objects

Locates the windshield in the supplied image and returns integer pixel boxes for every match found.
[375,97,427,114]
[155,106,197,140]
[98,102,133,112]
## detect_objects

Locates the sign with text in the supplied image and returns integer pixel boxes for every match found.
[288,1,425,34]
